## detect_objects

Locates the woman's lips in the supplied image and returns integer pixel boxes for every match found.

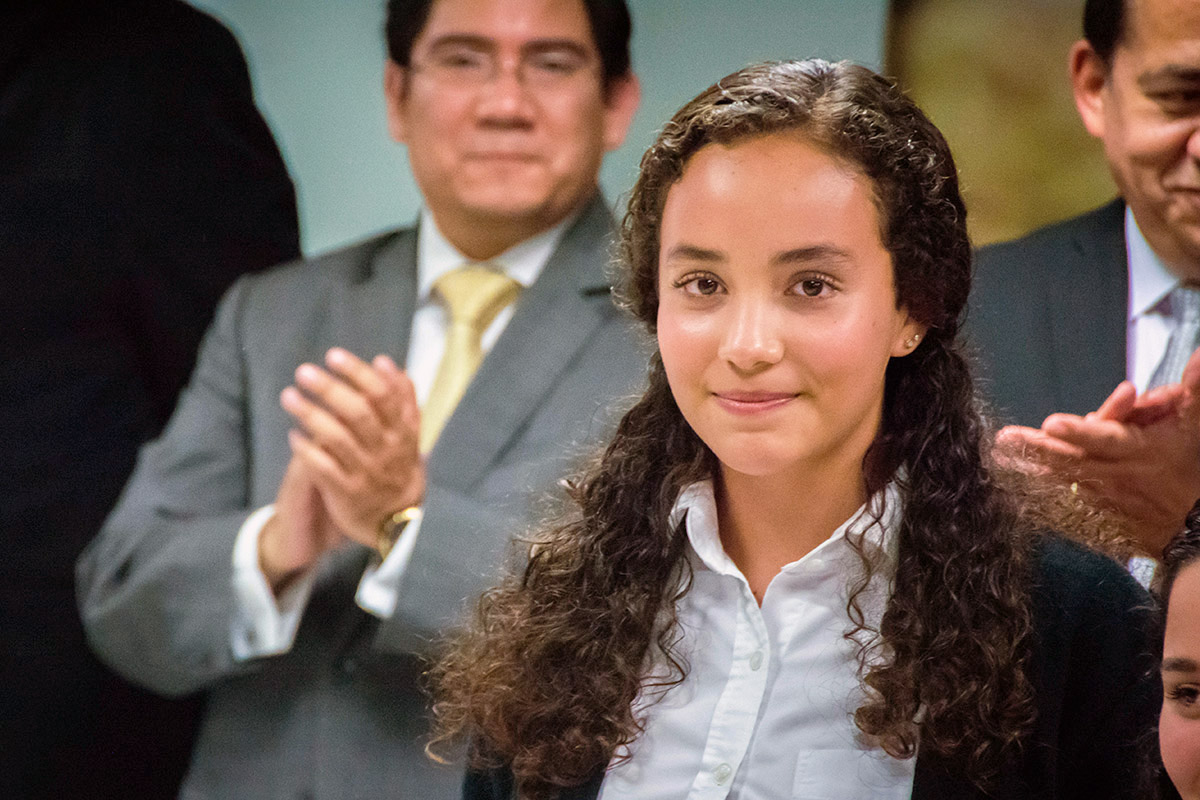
[712,390,797,415]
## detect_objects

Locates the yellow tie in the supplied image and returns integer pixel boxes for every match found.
[420,264,522,452]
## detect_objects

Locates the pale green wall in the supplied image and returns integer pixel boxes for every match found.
[190,0,888,256]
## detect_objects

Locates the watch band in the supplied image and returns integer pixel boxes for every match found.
[376,506,421,560]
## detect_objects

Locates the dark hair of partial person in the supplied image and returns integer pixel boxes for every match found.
[1161,504,1200,613]
[1146,505,1200,799]
[1083,0,1126,64]
[429,59,1038,799]
[384,0,633,87]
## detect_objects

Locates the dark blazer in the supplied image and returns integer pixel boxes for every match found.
[969,200,1128,427]
[463,536,1162,800]
[0,1,299,796]
[77,194,649,799]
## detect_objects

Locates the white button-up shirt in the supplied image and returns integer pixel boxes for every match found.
[1126,205,1189,393]
[599,481,914,800]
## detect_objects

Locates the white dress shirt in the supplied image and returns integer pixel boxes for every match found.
[229,209,573,660]
[1126,205,1187,393]
[598,481,915,800]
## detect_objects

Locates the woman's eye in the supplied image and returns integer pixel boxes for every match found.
[1168,684,1200,706]
[797,278,827,297]
[678,275,721,296]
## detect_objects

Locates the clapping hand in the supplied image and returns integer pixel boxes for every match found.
[995,347,1200,558]
[259,348,422,590]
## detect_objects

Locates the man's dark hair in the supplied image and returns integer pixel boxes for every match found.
[1083,0,1127,64]
[384,0,632,87]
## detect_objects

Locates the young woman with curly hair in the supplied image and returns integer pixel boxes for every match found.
[430,59,1162,800]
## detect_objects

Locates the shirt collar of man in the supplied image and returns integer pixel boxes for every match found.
[415,207,578,303]
[669,479,903,582]
[1128,204,1187,321]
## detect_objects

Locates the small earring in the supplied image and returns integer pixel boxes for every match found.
[905,333,921,349]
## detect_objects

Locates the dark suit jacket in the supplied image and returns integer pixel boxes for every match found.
[77,194,649,799]
[968,200,1128,427]
[463,536,1162,800]
[0,1,299,796]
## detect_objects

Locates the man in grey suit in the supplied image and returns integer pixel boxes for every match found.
[77,0,643,796]
[971,0,1200,559]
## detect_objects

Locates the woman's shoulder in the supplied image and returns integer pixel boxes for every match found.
[1030,533,1154,615]
[1026,533,1159,670]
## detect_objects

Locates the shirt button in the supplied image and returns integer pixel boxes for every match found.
[712,762,732,785]
[749,650,764,671]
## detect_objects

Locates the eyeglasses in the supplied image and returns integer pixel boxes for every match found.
[411,41,597,91]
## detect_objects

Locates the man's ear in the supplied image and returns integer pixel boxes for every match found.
[384,59,409,144]
[602,73,641,152]
[1070,39,1110,140]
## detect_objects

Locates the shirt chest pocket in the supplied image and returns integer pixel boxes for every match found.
[792,748,914,800]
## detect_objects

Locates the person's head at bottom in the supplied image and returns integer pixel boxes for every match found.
[1160,520,1200,800]
[431,59,1148,799]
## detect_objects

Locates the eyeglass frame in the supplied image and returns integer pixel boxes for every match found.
[407,34,603,92]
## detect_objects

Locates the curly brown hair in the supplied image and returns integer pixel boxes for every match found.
[430,59,1037,798]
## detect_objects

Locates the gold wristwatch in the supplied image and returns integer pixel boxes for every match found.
[377,506,421,560]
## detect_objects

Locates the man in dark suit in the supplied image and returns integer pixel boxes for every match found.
[77,0,644,796]
[0,0,300,796]
[971,0,1200,559]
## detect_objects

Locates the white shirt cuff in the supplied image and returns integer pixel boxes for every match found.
[356,508,424,618]
[230,504,317,661]
[1128,555,1157,589]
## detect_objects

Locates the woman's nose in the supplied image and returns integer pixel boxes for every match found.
[717,298,784,371]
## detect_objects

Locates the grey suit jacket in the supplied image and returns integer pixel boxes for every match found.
[77,194,650,799]
[969,199,1128,427]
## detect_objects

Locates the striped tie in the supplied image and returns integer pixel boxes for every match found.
[1149,284,1200,390]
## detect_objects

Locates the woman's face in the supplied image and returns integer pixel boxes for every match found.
[1163,560,1200,800]
[655,133,922,484]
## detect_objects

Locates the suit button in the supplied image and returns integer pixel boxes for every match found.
[342,657,359,676]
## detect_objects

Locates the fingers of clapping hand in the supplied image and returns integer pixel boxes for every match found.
[286,426,356,494]
[280,349,424,544]
[995,424,1086,473]
[1125,383,1184,426]
[281,349,416,462]
[1040,413,1136,461]
[280,376,369,472]
[1090,380,1136,422]
[324,348,414,433]
[369,353,420,433]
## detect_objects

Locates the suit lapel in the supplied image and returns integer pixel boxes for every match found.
[1048,199,1128,414]
[426,195,617,490]
[329,228,419,364]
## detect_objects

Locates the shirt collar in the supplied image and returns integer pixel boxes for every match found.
[415,208,578,302]
[670,479,902,579]
[1127,205,1183,319]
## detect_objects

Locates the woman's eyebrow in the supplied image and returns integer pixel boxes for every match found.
[773,244,854,267]
[663,244,723,263]
[1162,656,1199,673]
